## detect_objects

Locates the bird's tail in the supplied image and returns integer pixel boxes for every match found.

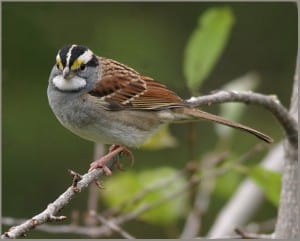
[173,107,273,143]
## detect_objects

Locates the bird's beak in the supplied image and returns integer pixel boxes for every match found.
[63,67,73,80]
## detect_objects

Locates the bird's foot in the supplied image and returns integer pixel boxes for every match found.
[88,145,134,176]
[109,144,135,168]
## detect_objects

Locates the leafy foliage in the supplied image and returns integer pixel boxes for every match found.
[184,7,234,93]
[214,170,243,199]
[144,7,236,151]
[102,167,189,224]
[248,166,281,206]
[141,124,178,150]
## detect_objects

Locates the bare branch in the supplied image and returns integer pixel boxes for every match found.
[274,68,299,238]
[206,69,298,239]
[207,142,284,237]
[1,171,200,238]
[187,90,298,148]
[1,157,118,239]
[246,218,276,234]
[1,217,109,237]
[234,227,274,239]
[85,143,106,227]
[2,140,272,238]
[101,162,193,217]
[90,211,135,239]
[1,159,201,238]
[180,152,228,238]
[181,144,267,238]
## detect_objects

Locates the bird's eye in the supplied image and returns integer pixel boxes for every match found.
[56,63,60,69]
[80,64,86,71]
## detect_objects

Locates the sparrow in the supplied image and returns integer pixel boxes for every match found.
[47,44,273,175]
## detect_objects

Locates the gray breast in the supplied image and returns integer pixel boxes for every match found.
[47,84,97,129]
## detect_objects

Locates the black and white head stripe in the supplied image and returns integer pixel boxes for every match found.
[57,44,98,69]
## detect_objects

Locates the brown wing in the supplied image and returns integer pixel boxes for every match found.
[88,57,184,110]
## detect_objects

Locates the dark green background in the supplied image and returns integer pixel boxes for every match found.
[2,2,297,238]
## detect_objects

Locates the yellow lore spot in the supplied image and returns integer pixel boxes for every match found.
[56,57,64,70]
[71,59,83,70]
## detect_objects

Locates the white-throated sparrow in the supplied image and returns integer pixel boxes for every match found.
[47,44,273,174]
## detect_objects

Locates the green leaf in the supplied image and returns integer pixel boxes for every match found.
[184,7,234,93]
[101,172,142,207]
[215,72,260,139]
[248,166,281,206]
[101,167,188,225]
[214,169,243,198]
[140,124,178,150]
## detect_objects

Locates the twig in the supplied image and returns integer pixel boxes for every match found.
[180,152,228,238]
[99,175,200,233]
[90,211,135,239]
[181,143,268,238]
[85,143,106,227]
[1,217,111,237]
[1,174,200,238]
[234,227,274,239]
[1,157,118,239]
[1,158,197,238]
[101,162,194,217]
[246,218,276,234]
[187,90,298,148]
[207,142,284,238]
[68,169,82,188]
[2,145,265,238]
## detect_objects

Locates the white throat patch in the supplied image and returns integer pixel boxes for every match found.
[52,75,86,91]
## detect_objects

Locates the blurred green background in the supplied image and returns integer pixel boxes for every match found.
[2,2,297,238]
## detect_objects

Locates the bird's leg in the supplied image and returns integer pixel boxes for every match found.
[88,145,134,176]
[109,144,135,169]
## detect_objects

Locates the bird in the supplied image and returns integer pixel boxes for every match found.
[47,44,273,175]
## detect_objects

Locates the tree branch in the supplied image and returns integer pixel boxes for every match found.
[206,66,298,238]
[180,152,228,238]
[181,143,268,238]
[1,157,118,239]
[187,90,298,148]
[207,142,284,237]
[1,168,200,238]
[234,227,273,239]
[90,211,136,239]
[85,143,106,227]
[274,64,299,238]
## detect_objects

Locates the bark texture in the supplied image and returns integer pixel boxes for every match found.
[274,63,299,238]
